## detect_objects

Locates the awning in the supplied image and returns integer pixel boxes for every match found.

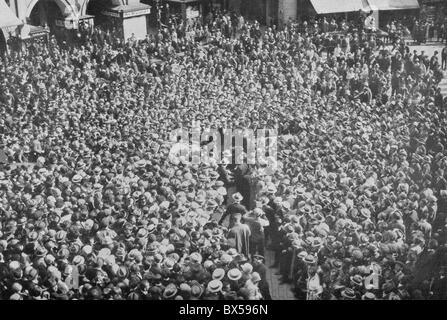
[102,3,151,19]
[20,25,49,40]
[309,0,371,14]
[29,25,49,37]
[79,14,95,21]
[367,0,420,11]
[0,0,23,29]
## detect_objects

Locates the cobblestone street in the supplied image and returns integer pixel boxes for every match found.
[265,250,296,300]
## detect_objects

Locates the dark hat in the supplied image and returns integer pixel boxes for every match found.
[252,254,265,261]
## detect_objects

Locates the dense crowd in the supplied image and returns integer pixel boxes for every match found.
[0,10,446,300]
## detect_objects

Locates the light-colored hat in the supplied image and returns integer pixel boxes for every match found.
[266,184,277,194]
[227,268,242,281]
[212,268,225,280]
[251,272,261,283]
[81,245,93,256]
[189,252,203,264]
[226,248,238,257]
[217,187,227,195]
[207,280,223,293]
[203,260,214,269]
[220,254,233,264]
[232,192,243,202]
[72,255,85,265]
[297,251,308,259]
[253,208,264,217]
[72,175,82,184]
[241,263,253,273]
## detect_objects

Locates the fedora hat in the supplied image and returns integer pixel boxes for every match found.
[252,254,265,261]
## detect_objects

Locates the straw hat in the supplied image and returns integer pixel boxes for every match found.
[227,268,242,281]
[232,192,244,202]
[207,279,223,294]
[212,268,225,281]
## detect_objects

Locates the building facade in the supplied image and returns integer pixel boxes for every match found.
[0,0,426,52]
[238,0,423,27]
[0,0,152,48]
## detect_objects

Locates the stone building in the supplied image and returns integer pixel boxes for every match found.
[0,0,152,50]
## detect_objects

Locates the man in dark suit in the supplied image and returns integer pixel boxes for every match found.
[234,164,252,209]
[430,267,447,300]
[217,163,233,187]
[218,192,247,226]
[442,45,447,70]
[252,255,272,300]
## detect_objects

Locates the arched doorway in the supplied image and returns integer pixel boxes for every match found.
[86,0,111,16]
[86,0,120,31]
[28,0,65,29]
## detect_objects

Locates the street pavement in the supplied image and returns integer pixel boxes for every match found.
[265,249,297,300]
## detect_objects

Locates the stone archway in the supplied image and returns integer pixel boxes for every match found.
[26,0,78,30]
[26,0,75,21]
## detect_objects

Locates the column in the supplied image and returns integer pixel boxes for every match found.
[16,0,27,21]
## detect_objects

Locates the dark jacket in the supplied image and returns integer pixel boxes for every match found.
[219,202,247,225]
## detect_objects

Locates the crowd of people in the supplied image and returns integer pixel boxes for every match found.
[0,9,446,300]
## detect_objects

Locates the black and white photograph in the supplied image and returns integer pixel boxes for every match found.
[0,0,447,305]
